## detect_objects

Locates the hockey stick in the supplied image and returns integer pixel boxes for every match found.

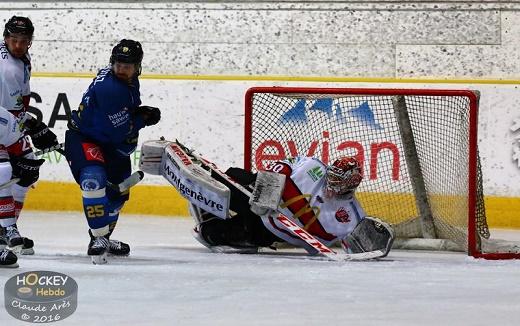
[0,173,144,193]
[175,140,383,261]
[32,143,144,193]
[33,143,65,156]
[108,171,145,193]
[0,144,63,190]
[276,215,385,261]
[0,178,20,190]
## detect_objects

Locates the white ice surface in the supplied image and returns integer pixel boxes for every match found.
[1,212,520,326]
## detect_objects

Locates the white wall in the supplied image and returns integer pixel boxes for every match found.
[31,77,520,197]
[2,2,520,196]
[1,1,520,78]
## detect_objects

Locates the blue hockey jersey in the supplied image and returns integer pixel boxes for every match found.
[70,66,146,156]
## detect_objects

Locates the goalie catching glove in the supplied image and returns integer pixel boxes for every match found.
[21,114,59,150]
[135,106,161,126]
[342,216,395,258]
[11,157,45,187]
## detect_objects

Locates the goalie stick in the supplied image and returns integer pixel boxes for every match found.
[276,215,385,261]
[175,140,384,261]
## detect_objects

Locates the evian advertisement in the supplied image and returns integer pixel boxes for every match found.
[248,93,468,195]
[28,77,520,197]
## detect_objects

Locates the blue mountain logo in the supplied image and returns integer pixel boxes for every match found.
[280,98,382,130]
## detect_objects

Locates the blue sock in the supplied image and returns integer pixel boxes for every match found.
[79,166,118,233]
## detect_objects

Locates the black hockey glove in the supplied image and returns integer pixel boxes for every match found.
[135,106,161,126]
[24,118,59,150]
[11,157,45,187]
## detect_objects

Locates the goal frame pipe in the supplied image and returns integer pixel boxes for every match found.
[392,95,436,239]
[244,86,520,259]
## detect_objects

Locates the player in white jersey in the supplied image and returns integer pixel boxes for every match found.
[0,107,44,268]
[0,16,59,258]
[189,154,393,257]
[0,17,31,113]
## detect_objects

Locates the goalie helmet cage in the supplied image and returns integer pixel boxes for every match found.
[244,86,520,260]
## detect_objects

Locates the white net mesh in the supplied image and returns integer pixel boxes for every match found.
[245,89,489,253]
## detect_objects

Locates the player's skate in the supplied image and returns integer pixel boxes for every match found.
[20,237,35,255]
[88,235,110,265]
[0,228,7,250]
[190,204,258,254]
[89,230,130,256]
[4,224,24,254]
[0,248,18,268]
[1,226,34,254]
[108,239,130,256]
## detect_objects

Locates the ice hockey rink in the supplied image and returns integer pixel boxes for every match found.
[1,212,519,326]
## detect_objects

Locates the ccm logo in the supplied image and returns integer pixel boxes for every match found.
[170,144,192,166]
[276,215,334,254]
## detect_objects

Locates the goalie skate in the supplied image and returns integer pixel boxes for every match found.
[190,204,258,254]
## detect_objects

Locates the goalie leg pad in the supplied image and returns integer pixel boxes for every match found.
[343,216,395,258]
[189,203,279,252]
[139,140,171,175]
[225,167,256,187]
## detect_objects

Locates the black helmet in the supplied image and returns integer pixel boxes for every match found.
[3,16,34,38]
[110,39,143,65]
[110,39,143,76]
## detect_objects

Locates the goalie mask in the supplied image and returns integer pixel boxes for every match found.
[325,157,363,195]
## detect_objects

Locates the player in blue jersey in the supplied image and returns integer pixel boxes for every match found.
[65,39,160,264]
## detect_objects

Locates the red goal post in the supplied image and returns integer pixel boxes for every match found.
[244,87,520,259]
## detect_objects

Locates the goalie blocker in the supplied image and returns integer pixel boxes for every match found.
[139,140,394,260]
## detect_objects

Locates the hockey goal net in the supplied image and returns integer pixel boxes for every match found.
[244,87,520,259]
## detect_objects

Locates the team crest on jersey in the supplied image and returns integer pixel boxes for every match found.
[335,207,351,223]
[82,143,105,163]
[307,166,324,181]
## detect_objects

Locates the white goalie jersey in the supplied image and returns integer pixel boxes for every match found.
[260,157,367,252]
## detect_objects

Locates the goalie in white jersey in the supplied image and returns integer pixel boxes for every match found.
[190,155,394,257]
[258,156,366,253]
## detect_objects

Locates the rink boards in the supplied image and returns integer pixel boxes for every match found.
[22,75,520,229]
